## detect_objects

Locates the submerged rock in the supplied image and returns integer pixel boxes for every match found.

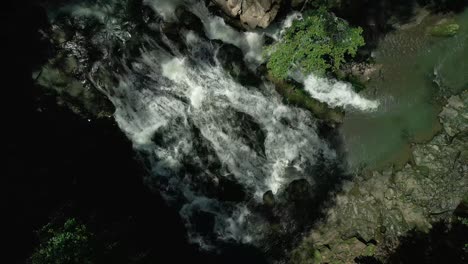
[216,43,262,86]
[263,190,275,206]
[175,6,205,35]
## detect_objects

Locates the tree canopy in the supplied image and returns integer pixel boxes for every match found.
[265,9,365,79]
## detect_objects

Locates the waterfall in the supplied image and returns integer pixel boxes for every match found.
[109,35,334,245]
[58,0,337,248]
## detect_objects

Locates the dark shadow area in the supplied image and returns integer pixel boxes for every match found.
[4,2,194,263]
[334,0,420,53]
[3,1,267,263]
[354,200,468,264]
[355,256,384,264]
[388,219,468,264]
[418,0,468,13]
[258,148,351,262]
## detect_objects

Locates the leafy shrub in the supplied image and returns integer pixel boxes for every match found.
[265,9,365,79]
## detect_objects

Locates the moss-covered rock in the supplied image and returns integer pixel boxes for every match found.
[267,75,345,124]
[429,22,460,37]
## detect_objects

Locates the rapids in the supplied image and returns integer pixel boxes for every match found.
[40,0,433,252]
[83,0,337,247]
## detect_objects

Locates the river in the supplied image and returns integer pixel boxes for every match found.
[340,8,468,171]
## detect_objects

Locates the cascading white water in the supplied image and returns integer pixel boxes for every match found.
[98,0,336,246]
[303,75,380,111]
[189,1,265,65]
[53,0,339,248]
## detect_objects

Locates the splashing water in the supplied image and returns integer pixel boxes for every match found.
[143,0,187,20]
[108,33,334,245]
[189,2,265,65]
[57,0,337,248]
[303,75,380,111]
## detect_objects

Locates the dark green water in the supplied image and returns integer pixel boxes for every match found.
[341,8,468,171]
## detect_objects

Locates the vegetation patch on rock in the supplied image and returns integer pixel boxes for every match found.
[429,21,460,37]
[264,8,365,80]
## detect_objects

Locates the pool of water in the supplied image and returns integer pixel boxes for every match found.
[341,8,468,171]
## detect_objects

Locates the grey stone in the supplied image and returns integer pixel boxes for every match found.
[211,0,283,28]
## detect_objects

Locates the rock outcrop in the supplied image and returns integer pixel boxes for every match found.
[291,91,468,263]
[211,0,283,28]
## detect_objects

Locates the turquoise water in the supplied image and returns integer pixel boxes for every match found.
[341,8,468,171]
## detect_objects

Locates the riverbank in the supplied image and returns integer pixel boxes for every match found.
[289,6,468,263]
[291,91,468,263]
[340,6,468,171]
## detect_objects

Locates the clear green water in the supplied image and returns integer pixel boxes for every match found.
[341,8,468,171]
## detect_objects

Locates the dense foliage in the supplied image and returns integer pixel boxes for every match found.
[31,219,94,264]
[265,9,365,79]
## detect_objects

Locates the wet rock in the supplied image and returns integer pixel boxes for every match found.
[291,91,468,263]
[263,190,275,206]
[217,176,248,202]
[33,3,141,119]
[338,62,383,86]
[192,210,216,235]
[211,0,283,29]
[454,194,468,218]
[175,7,205,35]
[36,53,114,118]
[284,179,313,202]
[216,43,262,87]
[267,75,345,124]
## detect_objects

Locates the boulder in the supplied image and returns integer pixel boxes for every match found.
[211,0,283,28]
[216,42,262,86]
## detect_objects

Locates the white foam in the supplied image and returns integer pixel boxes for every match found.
[267,11,302,40]
[161,57,187,81]
[189,2,265,65]
[86,0,337,247]
[143,0,186,20]
[303,75,380,111]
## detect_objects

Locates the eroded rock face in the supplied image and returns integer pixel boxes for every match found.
[211,0,283,28]
[291,91,468,263]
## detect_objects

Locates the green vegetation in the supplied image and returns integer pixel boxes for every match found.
[430,22,460,37]
[31,218,94,264]
[265,9,365,80]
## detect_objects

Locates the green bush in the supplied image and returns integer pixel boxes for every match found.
[265,9,365,79]
[31,218,94,264]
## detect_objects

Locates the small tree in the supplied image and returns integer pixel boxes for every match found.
[265,9,365,79]
[31,218,94,264]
